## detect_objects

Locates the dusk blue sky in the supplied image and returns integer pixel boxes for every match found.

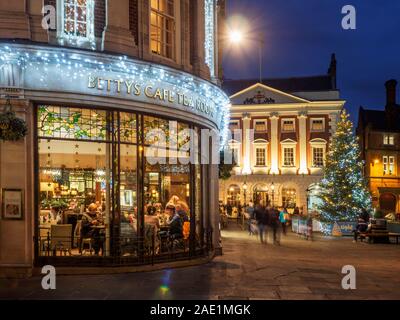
[223,0,400,124]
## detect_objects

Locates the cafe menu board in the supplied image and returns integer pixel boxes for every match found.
[2,189,24,220]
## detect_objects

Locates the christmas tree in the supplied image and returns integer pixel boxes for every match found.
[317,109,372,222]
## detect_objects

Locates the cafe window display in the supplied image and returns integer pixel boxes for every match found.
[37,105,205,261]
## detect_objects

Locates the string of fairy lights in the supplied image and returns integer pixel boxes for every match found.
[204,0,216,79]
[0,43,231,148]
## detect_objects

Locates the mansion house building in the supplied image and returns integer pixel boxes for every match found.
[220,55,344,213]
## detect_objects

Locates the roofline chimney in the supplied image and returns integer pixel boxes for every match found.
[385,79,397,106]
[328,53,337,89]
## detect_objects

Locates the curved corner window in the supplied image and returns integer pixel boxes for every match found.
[57,0,95,49]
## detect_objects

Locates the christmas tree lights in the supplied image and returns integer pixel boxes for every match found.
[317,109,372,222]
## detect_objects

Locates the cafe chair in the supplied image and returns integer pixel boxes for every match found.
[74,220,94,255]
[50,224,72,256]
[39,227,51,256]
[81,237,93,255]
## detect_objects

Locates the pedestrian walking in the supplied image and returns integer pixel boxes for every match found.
[279,207,287,235]
[254,204,268,244]
[226,203,232,217]
[270,207,281,245]
[245,201,255,235]
[306,215,313,241]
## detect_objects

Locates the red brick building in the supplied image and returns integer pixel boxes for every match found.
[357,80,400,215]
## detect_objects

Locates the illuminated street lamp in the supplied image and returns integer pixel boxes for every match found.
[271,182,275,207]
[228,30,244,44]
[228,27,265,84]
[243,182,248,207]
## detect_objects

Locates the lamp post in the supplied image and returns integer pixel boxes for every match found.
[271,182,275,207]
[243,182,248,208]
[228,29,265,83]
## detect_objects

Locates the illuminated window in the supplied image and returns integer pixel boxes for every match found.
[283,147,295,167]
[383,134,395,145]
[62,0,94,39]
[254,120,267,132]
[255,148,266,166]
[150,0,175,59]
[312,147,324,167]
[282,119,295,132]
[311,119,325,132]
[383,156,395,175]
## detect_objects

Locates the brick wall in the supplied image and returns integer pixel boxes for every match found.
[94,0,106,38]
[129,0,139,45]
[189,0,195,65]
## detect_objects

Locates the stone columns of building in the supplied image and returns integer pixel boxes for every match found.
[210,164,221,254]
[191,0,210,79]
[241,113,252,174]
[0,2,30,39]
[0,99,32,277]
[270,113,279,174]
[103,0,138,56]
[298,112,308,174]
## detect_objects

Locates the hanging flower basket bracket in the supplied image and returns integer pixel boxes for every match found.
[0,98,28,142]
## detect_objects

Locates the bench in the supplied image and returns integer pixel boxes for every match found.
[359,232,389,244]
[389,233,400,244]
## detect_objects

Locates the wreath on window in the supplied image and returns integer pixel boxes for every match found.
[0,99,28,141]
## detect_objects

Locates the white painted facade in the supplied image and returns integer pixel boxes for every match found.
[221,82,344,213]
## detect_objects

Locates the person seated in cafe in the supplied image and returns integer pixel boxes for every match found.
[80,203,104,255]
[68,199,79,212]
[120,213,138,255]
[146,202,157,216]
[167,195,180,207]
[360,208,370,223]
[145,207,161,229]
[176,203,189,222]
[158,209,170,227]
[166,205,183,239]
[50,207,62,224]
[353,218,369,242]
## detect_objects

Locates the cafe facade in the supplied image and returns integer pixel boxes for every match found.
[0,0,229,277]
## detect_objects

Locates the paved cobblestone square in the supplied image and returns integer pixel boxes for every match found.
[1,224,399,300]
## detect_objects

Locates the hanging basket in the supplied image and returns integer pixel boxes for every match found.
[0,99,28,142]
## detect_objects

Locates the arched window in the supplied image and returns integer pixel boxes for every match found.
[227,185,240,207]
[282,187,296,208]
[58,0,95,47]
